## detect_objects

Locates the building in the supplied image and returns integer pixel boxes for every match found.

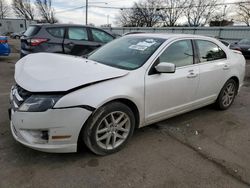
[0,18,37,34]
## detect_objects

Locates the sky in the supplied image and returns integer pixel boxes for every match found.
[6,0,138,26]
[6,0,240,26]
[53,0,138,26]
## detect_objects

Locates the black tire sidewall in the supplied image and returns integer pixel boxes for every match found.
[83,102,135,155]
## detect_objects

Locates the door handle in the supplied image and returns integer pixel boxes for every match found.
[66,42,74,47]
[187,72,198,78]
[223,65,230,70]
[93,44,101,48]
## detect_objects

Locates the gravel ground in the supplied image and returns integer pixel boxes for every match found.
[0,39,250,188]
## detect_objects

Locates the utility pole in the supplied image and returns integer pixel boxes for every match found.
[86,0,88,25]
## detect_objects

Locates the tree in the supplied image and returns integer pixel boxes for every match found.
[159,0,188,26]
[12,0,35,20]
[0,0,10,18]
[236,1,250,26]
[36,0,57,23]
[209,5,233,26]
[116,0,162,27]
[184,0,217,26]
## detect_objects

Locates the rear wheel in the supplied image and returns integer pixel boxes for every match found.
[215,79,237,110]
[83,102,135,155]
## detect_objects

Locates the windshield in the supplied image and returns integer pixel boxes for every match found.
[238,39,250,45]
[88,36,165,70]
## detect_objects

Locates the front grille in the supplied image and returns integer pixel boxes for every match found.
[11,85,32,111]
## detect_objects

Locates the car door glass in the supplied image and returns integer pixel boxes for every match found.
[46,27,65,38]
[91,29,113,43]
[68,27,88,41]
[159,40,193,67]
[196,40,226,62]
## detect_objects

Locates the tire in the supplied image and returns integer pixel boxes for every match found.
[215,79,238,110]
[82,102,135,155]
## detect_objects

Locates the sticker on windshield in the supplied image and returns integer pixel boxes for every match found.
[129,39,157,51]
[129,45,148,51]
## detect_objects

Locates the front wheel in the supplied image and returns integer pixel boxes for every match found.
[215,79,238,110]
[82,102,135,155]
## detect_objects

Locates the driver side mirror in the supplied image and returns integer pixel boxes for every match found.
[155,62,176,73]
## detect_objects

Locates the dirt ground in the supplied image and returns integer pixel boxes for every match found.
[0,39,250,188]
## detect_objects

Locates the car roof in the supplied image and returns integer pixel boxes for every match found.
[30,23,101,29]
[127,33,216,40]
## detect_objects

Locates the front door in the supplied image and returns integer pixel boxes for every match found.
[145,39,199,124]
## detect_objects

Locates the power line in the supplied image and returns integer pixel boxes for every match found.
[54,1,250,14]
[55,6,85,14]
[89,1,250,10]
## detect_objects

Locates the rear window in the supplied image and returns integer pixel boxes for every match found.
[46,27,65,38]
[24,26,41,37]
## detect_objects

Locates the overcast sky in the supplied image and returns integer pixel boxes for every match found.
[4,0,137,26]
[50,0,138,26]
[6,0,240,26]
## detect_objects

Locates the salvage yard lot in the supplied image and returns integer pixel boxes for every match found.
[0,39,250,188]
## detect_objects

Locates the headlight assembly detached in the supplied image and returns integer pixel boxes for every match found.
[19,95,62,112]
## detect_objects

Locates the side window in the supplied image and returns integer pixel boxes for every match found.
[68,27,88,41]
[196,40,226,62]
[91,29,113,43]
[47,27,65,38]
[159,40,193,67]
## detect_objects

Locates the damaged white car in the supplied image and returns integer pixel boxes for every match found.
[10,34,245,155]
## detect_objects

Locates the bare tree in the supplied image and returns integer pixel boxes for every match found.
[0,0,10,18]
[184,0,217,26]
[159,0,188,26]
[116,0,162,27]
[36,0,57,23]
[12,0,35,20]
[236,1,250,26]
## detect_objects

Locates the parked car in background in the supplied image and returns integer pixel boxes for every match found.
[230,39,250,58]
[0,36,10,56]
[20,24,116,58]
[123,31,145,36]
[10,34,245,155]
[10,31,25,39]
[219,40,230,47]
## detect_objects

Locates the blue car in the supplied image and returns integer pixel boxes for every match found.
[0,36,11,56]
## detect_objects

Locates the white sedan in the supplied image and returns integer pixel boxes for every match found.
[10,34,245,155]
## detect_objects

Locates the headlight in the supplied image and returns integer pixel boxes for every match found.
[19,95,62,112]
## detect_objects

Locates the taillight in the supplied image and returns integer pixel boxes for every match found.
[233,47,241,52]
[0,39,7,43]
[30,38,48,46]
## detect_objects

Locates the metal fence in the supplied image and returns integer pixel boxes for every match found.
[102,26,250,43]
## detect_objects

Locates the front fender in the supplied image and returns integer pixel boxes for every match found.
[54,71,145,126]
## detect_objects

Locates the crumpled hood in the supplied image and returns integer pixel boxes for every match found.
[15,53,128,92]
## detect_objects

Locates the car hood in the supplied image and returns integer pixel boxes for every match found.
[15,53,129,92]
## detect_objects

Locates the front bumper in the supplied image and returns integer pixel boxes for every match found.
[10,106,92,153]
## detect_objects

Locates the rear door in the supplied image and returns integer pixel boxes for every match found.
[63,26,93,56]
[194,39,228,104]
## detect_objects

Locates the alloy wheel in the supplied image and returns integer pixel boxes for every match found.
[222,82,235,107]
[95,111,131,150]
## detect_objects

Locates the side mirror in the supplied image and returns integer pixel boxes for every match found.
[155,62,176,73]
